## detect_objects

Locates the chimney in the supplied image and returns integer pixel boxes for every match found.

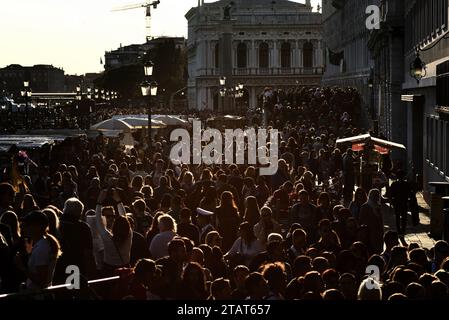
[306,0,311,7]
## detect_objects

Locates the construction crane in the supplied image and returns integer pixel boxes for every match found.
[112,0,161,42]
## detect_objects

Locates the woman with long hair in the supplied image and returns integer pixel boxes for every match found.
[96,189,133,274]
[0,210,20,244]
[42,207,60,238]
[255,176,270,207]
[215,191,241,252]
[19,193,40,218]
[145,211,165,246]
[243,196,260,227]
[180,171,195,195]
[15,210,61,290]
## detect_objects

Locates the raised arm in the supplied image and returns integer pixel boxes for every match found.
[95,190,108,233]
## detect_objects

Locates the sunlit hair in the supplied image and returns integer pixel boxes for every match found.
[158,214,177,233]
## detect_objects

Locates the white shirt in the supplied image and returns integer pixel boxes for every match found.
[86,215,105,269]
[149,230,177,260]
[26,237,57,290]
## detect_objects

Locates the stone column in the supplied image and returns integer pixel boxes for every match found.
[317,40,323,67]
[206,87,212,110]
[272,41,278,68]
[250,86,257,110]
[205,40,210,69]
[251,40,256,68]
[293,40,298,67]
[290,40,295,68]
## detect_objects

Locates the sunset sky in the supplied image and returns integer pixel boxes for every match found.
[0,0,321,74]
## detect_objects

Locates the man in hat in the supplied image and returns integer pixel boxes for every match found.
[197,208,215,244]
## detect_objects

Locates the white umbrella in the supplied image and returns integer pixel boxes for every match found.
[90,118,166,131]
[90,118,133,131]
[152,115,188,126]
[120,117,166,129]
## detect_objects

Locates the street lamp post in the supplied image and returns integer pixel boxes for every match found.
[141,80,158,152]
[219,77,226,113]
[141,60,156,152]
[76,84,82,100]
[21,81,32,130]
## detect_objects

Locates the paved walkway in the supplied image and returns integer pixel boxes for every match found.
[382,192,436,249]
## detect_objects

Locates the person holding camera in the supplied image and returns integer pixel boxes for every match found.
[96,189,133,275]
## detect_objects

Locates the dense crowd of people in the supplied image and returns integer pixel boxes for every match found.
[0,86,448,300]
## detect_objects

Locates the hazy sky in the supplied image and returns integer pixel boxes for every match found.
[0,0,321,75]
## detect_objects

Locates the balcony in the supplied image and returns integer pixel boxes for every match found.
[197,67,324,77]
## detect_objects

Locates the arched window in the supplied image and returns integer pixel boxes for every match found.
[215,43,220,68]
[303,42,314,68]
[259,42,269,68]
[281,42,291,68]
[237,42,247,68]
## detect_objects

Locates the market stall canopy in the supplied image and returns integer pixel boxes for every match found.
[336,133,406,152]
[335,134,371,145]
[371,137,406,150]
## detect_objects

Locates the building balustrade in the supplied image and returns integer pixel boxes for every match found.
[197,67,324,77]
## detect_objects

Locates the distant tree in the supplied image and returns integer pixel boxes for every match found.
[150,39,187,106]
[94,39,187,104]
[94,65,143,99]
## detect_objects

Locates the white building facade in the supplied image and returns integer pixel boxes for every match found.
[185,0,323,111]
